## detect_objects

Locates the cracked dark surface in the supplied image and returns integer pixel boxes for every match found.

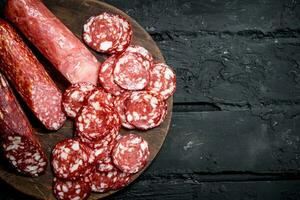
[1,0,300,199]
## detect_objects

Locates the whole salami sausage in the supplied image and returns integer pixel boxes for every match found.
[0,19,66,130]
[0,73,47,177]
[4,0,100,85]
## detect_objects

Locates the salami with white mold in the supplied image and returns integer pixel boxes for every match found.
[0,19,66,131]
[0,73,47,177]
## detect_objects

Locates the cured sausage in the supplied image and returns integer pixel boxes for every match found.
[0,73,47,177]
[125,45,154,70]
[0,19,66,130]
[113,92,135,129]
[4,0,100,85]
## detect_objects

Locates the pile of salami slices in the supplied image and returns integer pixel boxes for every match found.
[51,12,176,200]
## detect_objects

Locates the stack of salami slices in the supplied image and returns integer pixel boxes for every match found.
[51,12,176,200]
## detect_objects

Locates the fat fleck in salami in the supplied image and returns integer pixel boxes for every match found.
[51,139,95,180]
[114,52,150,90]
[112,134,150,174]
[0,19,66,130]
[83,12,132,54]
[53,177,91,200]
[147,63,176,100]
[114,92,135,129]
[98,55,124,96]
[4,0,100,85]
[62,83,96,118]
[0,73,47,177]
[125,45,154,70]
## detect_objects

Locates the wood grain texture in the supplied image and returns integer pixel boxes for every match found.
[0,0,173,199]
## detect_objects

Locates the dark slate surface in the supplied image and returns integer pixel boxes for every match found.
[1,0,300,199]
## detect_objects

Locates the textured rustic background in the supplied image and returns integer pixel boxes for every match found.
[1,0,300,199]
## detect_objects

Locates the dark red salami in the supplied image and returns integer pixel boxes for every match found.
[98,55,124,96]
[83,12,132,54]
[114,52,150,90]
[112,134,150,174]
[4,0,100,85]
[125,45,154,70]
[97,157,115,172]
[147,63,176,100]
[62,83,96,118]
[0,73,47,177]
[53,177,91,200]
[0,19,66,131]
[84,88,115,109]
[114,92,135,129]
[51,139,95,180]
[125,91,165,130]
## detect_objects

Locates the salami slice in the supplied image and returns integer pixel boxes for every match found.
[83,12,132,54]
[114,52,150,90]
[53,177,91,200]
[114,92,135,129]
[0,73,47,177]
[51,139,95,180]
[147,63,176,100]
[75,104,120,143]
[112,134,150,174]
[96,157,115,172]
[62,82,96,118]
[125,91,165,130]
[91,170,116,193]
[125,45,154,70]
[111,170,132,190]
[84,88,115,109]
[98,55,124,96]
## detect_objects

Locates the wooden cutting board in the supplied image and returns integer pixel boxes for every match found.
[0,0,173,199]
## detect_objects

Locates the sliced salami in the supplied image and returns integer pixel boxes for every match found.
[51,139,94,180]
[125,45,154,70]
[53,177,91,200]
[84,88,115,109]
[62,82,96,118]
[83,12,132,54]
[96,157,115,172]
[114,92,135,129]
[91,170,116,193]
[111,170,132,190]
[98,55,124,96]
[75,104,120,143]
[125,91,164,130]
[147,63,176,100]
[114,52,150,90]
[112,134,150,174]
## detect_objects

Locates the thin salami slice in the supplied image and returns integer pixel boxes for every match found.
[84,88,115,109]
[53,177,91,200]
[111,170,132,190]
[98,55,124,96]
[62,82,96,118]
[114,52,150,90]
[51,139,94,180]
[125,91,164,130]
[147,63,176,100]
[96,157,115,172]
[114,92,135,129]
[91,170,116,193]
[113,15,132,53]
[125,45,154,70]
[75,104,120,143]
[112,134,150,174]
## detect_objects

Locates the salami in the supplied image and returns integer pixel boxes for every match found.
[62,83,96,118]
[0,73,47,177]
[111,170,131,190]
[53,177,91,200]
[4,0,100,85]
[51,139,95,180]
[114,52,150,90]
[98,55,124,96]
[125,45,154,70]
[147,63,176,100]
[112,134,150,174]
[84,88,115,109]
[125,91,164,130]
[97,157,115,172]
[0,19,66,130]
[83,12,132,54]
[114,92,135,129]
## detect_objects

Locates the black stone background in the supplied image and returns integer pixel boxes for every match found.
[1,0,300,199]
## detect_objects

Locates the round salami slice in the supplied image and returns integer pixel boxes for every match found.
[147,63,176,100]
[125,45,154,70]
[53,177,91,200]
[114,52,150,90]
[125,91,164,130]
[114,92,135,129]
[83,12,132,54]
[91,170,116,193]
[1,135,47,177]
[51,139,95,180]
[75,104,120,143]
[84,88,115,109]
[112,134,150,174]
[62,82,96,118]
[98,55,124,96]
[111,170,132,190]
